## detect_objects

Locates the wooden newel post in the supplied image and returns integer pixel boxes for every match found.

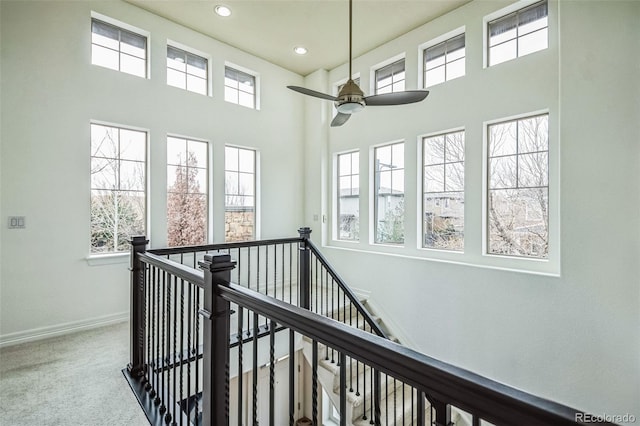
[298,227,312,310]
[128,235,149,378]
[200,254,236,426]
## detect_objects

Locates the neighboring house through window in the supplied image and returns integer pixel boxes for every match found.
[166,45,208,95]
[91,17,147,78]
[90,123,147,253]
[423,130,465,251]
[337,151,360,241]
[225,66,257,109]
[487,113,549,258]
[374,142,405,244]
[225,146,257,242]
[487,0,548,66]
[167,137,208,247]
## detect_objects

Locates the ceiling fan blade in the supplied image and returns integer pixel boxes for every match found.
[364,90,429,106]
[287,86,337,101]
[331,112,351,127]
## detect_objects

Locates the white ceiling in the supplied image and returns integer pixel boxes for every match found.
[125,0,471,76]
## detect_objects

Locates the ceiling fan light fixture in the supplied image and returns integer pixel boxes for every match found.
[293,46,308,55]
[336,101,364,114]
[214,5,232,17]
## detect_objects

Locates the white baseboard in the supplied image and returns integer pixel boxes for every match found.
[0,311,129,348]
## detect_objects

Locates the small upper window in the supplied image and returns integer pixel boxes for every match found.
[375,59,405,95]
[424,34,465,87]
[488,0,548,66]
[225,67,256,109]
[91,18,147,78]
[167,46,208,95]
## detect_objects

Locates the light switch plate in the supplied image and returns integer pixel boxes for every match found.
[8,216,26,229]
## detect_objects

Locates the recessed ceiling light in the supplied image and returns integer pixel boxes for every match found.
[293,46,308,55]
[214,5,232,17]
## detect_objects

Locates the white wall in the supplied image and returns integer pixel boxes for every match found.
[0,1,305,342]
[310,0,639,419]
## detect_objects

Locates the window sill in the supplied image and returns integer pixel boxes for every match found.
[86,252,130,266]
[325,243,560,277]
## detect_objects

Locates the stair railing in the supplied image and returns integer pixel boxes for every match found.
[125,233,613,426]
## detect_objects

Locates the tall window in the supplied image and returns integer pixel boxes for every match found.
[90,123,146,253]
[166,46,208,95]
[374,142,404,244]
[225,146,256,242]
[167,137,208,247]
[423,131,465,251]
[337,151,360,241]
[225,67,256,109]
[487,114,549,258]
[424,34,465,87]
[488,0,548,66]
[91,18,147,78]
[375,59,405,94]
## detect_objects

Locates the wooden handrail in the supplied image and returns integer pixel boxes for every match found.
[217,281,612,426]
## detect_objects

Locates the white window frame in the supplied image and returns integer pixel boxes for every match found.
[370,53,406,95]
[369,140,406,246]
[418,27,466,89]
[483,0,549,68]
[224,62,260,110]
[224,144,260,241]
[166,40,212,96]
[334,150,361,242]
[482,109,559,274]
[90,11,150,79]
[89,120,150,256]
[166,135,210,247]
[420,128,466,252]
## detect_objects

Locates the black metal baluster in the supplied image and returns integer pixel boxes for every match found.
[289,243,293,305]
[274,244,278,301]
[154,267,161,405]
[166,274,174,424]
[247,247,251,290]
[150,266,157,400]
[252,312,258,426]
[236,248,241,287]
[374,371,381,426]
[314,257,319,313]
[237,307,244,426]
[289,329,295,426]
[385,373,389,426]
[393,378,397,426]
[179,278,185,426]
[160,271,167,415]
[362,359,367,422]
[194,288,200,425]
[281,243,285,304]
[269,320,276,426]
[340,352,347,426]
[186,280,192,425]
[312,340,319,426]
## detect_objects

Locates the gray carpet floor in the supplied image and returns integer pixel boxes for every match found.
[0,322,149,426]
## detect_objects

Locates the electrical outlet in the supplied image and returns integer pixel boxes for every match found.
[8,216,26,229]
[313,214,319,221]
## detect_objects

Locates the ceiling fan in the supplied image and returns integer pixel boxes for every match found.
[287,0,429,127]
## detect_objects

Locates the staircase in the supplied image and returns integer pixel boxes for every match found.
[301,295,473,426]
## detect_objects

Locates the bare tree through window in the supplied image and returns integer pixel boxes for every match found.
[423,131,465,251]
[90,124,146,253]
[488,114,549,258]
